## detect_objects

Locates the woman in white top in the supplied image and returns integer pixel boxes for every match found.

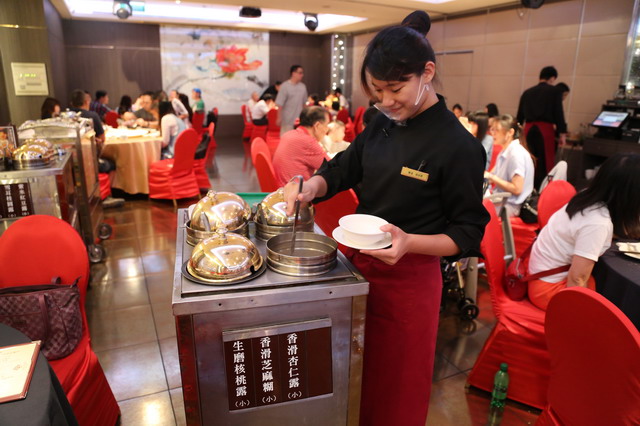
[159,101,186,159]
[484,114,535,217]
[528,153,640,310]
[251,94,275,126]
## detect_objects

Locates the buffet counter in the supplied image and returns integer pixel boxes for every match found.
[0,152,76,236]
[172,207,369,426]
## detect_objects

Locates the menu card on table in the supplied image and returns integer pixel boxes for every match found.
[0,341,40,403]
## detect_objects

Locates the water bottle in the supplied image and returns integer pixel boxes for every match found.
[490,363,509,408]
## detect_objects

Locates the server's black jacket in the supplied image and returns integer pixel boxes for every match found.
[516,82,567,134]
[315,95,489,259]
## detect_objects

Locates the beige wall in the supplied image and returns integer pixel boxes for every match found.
[350,0,633,133]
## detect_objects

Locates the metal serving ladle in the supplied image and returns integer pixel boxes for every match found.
[289,175,304,255]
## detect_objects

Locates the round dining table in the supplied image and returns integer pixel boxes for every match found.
[0,323,78,426]
[593,245,640,331]
[101,129,163,194]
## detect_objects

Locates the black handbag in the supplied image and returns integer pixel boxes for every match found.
[519,189,540,224]
[0,278,83,360]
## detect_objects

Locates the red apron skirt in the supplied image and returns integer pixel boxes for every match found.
[347,249,442,426]
[524,121,556,174]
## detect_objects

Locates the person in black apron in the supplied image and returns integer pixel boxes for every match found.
[285,11,489,425]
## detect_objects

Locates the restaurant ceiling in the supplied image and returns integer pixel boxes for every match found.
[53,0,523,33]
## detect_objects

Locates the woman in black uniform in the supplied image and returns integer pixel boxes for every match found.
[286,11,489,425]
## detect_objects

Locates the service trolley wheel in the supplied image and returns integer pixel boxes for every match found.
[88,244,106,263]
[458,297,479,321]
[98,223,112,240]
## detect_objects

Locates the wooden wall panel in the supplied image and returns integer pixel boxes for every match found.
[269,32,332,98]
[63,20,162,109]
[0,0,55,125]
[43,0,68,106]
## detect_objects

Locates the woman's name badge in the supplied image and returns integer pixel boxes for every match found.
[401,166,429,182]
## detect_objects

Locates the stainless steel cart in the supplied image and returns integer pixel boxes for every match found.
[0,152,76,235]
[172,210,369,425]
[17,116,110,262]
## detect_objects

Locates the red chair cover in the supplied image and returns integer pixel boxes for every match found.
[488,143,502,171]
[509,217,538,258]
[250,137,271,167]
[250,124,268,146]
[0,215,119,426]
[537,287,640,425]
[313,189,359,254]
[353,106,365,135]
[98,173,111,200]
[241,104,254,140]
[195,123,216,189]
[537,180,576,229]
[254,152,279,192]
[149,128,200,201]
[192,111,205,134]
[241,104,254,169]
[265,109,280,158]
[344,118,356,143]
[104,111,119,128]
[467,199,550,409]
[336,108,350,124]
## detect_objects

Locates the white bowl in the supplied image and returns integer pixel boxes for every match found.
[338,214,389,246]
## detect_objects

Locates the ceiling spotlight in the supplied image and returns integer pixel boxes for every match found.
[113,0,132,19]
[304,13,318,32]
[239,6,262,18]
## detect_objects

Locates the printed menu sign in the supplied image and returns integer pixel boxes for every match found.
[0,183,34,219]
[223,319,332,411]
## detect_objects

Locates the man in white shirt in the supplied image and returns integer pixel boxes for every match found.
[334,87,349,110]
[275,65,308,135]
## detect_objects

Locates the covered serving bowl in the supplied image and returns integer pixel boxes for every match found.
[186,228,263,283]
[12,143,53,169]
[186,191,251,245]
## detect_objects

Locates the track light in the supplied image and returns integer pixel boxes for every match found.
[304,13,318,32]
[113,0,132,19]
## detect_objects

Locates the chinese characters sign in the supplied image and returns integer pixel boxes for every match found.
[223,319,332,411]
[0,183,34,219]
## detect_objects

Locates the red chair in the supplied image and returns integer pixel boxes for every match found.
[250,124,268,147]
[336,108,350,124]
[250,137,271,167]
[353,106,365,135]
[191,111,205,134]
[0,215,119,426]
[241,105,254,169]
[344,117,356,142]
[104,111,119,128]
[314,189,359,253]
[98,173,111,200]
[265,109,280,158]
[536,180,576,228]
[536,287,640,425]
[251,138,278,192]
[149,128,200,207]
[194,123,216,190]
[488,143,502,171]
[254,152,279,192]
[467,199,550,409]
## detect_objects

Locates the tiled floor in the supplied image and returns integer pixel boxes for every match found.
[86,136,539,425]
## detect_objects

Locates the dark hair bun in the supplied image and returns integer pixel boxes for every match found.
[401,10,431,36]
